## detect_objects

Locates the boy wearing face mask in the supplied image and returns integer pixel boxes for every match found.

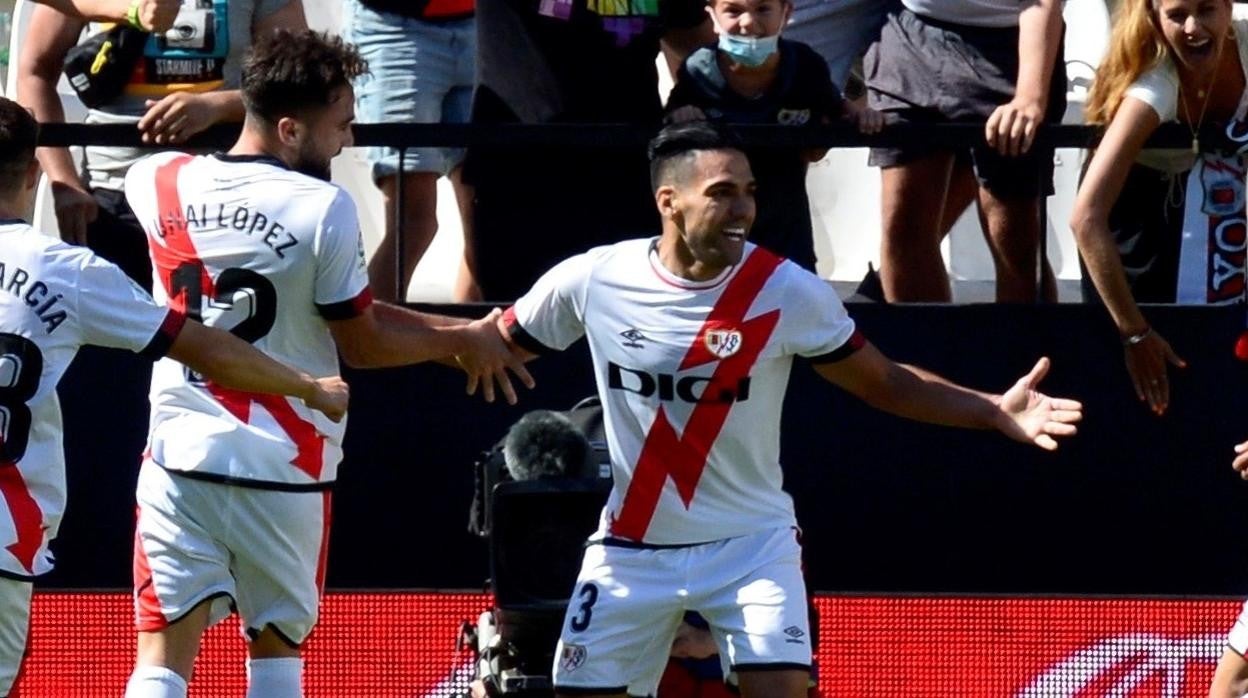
[665,0,882,272]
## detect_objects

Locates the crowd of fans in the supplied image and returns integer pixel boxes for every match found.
[1,0,1119,309]
[15,0,1239,317]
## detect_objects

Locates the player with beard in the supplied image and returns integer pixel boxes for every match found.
[0,95,349,698]
[120,31,533,698]
[499,122,1083,698]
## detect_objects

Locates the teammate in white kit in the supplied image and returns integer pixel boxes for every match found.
[0,97,348,698]
[120,31,532,698]
[500,122,1084,698]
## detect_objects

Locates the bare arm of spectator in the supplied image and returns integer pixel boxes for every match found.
[34,0,180,31]
[985,0,1062,156]
[16,6,96,245]
[1071,97,1186,416]
[137,0,307,145]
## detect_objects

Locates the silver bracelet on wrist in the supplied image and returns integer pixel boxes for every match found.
[1122,327,1152,346]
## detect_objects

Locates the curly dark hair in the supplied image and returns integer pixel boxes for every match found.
[0,98,38,194]
[242,30,368,124]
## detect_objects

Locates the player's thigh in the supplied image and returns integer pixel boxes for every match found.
[0,576,32,696]
[553,544,685,694]
[695,528,812,677]
[134,462,236,633]
[227,489,331,649]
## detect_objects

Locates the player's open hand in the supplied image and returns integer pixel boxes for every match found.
[458,308,535,405]
[996,357,1082,451]
[305,376,349,423]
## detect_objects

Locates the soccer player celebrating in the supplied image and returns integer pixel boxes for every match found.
[0,96,348,698]
[499,121,1083,698]
[119,31,531,698]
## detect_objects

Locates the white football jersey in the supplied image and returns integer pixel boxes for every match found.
[125,152,370,488]
[508,239,860,545]
[0,222,181,577]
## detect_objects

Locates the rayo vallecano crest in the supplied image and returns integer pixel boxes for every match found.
[704,327,743,359]
[559,644,587,671]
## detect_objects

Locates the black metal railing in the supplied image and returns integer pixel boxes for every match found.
[36,121,1214,302]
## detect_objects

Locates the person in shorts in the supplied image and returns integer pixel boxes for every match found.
[866,0,1066,302]
[341,0,481,301]
[0,96,348,698]
[120,30,531,698]
[498,121,1083,697]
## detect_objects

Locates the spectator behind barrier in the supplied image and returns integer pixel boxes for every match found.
[783,0,893,92]
[664,0,882,272]
[1069,0,1248,417]
[16,0,307,291]
[865,0,1066,303]
[461,0,712,302]
[341,0,481,303]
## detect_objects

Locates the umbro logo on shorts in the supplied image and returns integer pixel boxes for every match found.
[783,626,806,645]
[560,644,588,672]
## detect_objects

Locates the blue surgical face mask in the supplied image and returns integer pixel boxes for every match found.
[717,31,780,67]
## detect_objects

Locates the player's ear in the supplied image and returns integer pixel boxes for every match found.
[656,185,678,220]
[276,116,301,147]
[24,159,39,193]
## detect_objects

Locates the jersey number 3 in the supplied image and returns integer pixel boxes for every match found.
[0,334,43,464]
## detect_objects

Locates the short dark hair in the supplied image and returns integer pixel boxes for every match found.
[241,30,368,124]
[647,121,743,191]
[0,98,38,194]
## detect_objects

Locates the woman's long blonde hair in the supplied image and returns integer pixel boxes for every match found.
[1084,0,1170,124]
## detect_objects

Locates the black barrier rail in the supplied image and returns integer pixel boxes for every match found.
[34,120,1222,303]
[33,120,1216,150]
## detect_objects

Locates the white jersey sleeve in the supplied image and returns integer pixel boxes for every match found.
[76,251,182,356]
[778,264,860,360]
[506,250,597,352]
[313,189,371,319]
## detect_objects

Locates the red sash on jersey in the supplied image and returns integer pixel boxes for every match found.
[0,449,43,573]
[609,249,784,541]
[150,156,327,480]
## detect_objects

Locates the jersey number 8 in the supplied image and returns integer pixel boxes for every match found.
[0,334,44,464]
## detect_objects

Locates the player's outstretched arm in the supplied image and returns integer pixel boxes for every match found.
[814,342,1082,450]
[34,0,180,31]
[166,319,349,422]
[327,303,534,405]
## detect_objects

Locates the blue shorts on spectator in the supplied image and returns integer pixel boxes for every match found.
[342,0,481,302]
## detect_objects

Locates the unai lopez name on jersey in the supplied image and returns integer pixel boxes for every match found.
[153,203,300,258]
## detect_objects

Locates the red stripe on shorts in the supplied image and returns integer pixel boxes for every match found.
[132,507,169,631]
